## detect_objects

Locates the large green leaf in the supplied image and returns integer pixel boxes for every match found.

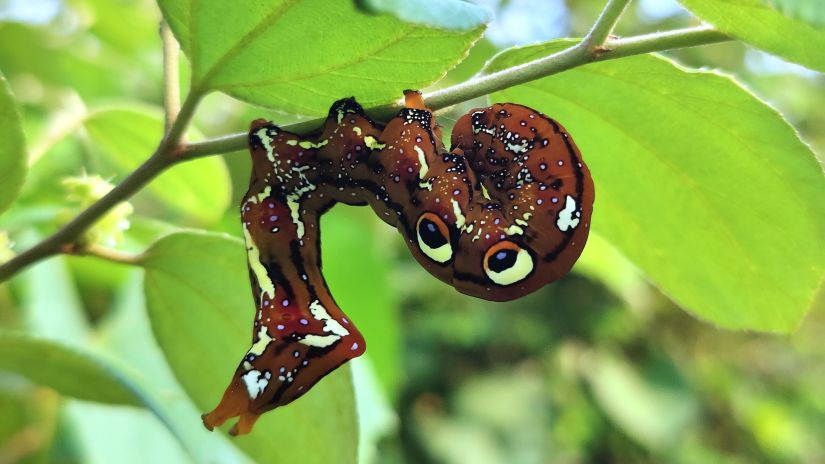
[678,0,825,73]
[95,273,252,464]
[0,331,140,406]
[157,0,484,114]
[0,71,27,216]
[485,41,825,332]
[83,107,231,224]
[142,231,359,464]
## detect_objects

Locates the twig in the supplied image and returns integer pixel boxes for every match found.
[0,94,201,282]
[581,0,632,53]
[68,243,143,266]
[161,20,181,135]
[180,25,729,161]
[0,2,732,283]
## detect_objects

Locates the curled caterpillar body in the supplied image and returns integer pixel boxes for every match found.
[203,91,593,435]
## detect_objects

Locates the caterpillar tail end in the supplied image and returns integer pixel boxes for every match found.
[201,382,261,436]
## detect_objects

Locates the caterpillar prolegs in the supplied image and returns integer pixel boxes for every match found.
[202,91,594,435]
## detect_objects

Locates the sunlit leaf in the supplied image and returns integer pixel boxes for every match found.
[157,0,484,114]
[0,71,27,216]
[355,0,491,30]
[16,232,90,343]
[0,331,140,406]
[679,0,825,72]
[83,107,231,224]
[64,400,190,464]
[96,273,253,464]
[142,231,358,464]
[486,40,825,332]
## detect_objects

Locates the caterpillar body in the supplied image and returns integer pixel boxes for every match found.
[202,91,594,435]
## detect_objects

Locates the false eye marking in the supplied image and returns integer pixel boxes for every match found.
[416,212,453,263]
[483,241,535,286]
[556,195,581,232]
[211,97,592,436]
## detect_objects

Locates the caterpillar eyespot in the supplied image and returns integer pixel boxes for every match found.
[202,90,594,435]
[416,212,453,263]
[483,240,534,285]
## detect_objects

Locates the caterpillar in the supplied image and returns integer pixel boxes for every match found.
[202,91,594,435]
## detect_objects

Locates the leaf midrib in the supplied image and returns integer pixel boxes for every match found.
[192,0,302,92]
[214,26,420,91]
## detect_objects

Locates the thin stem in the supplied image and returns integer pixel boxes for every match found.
[599,25,728,60]
[164,92,200,158]
[581,0,632,51]
[0,92,202,282]
[180,25,730,161]
[71,244,143,266]
[161,20,181,135]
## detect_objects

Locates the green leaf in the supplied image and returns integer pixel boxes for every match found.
[355,0,491,30]
[94,273,252,464]
[158,0,484,114]
[16,231,91,343]
[0,71,27,216]
[322,206,401,398]
[678,0,825,73]
[82,107,231,224]
[768,0,825,28]
[142,231,359,464]
[486,41,825,332]
[64,400,191,464]
[0,331,140,406]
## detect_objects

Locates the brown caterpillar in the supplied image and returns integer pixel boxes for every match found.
[202,91,594,435]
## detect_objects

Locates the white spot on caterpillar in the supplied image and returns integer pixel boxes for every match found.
[242,223,275,304]
[299,300,350,348]
[414,146,429,179]
[255,128,276,162]
[505,224,524,236]
[506,139,529,153]
[556,195,580,231]
[252,185,271,203]
[300,334,340,348]
[364,135,386,150]
[298,139,329,150]
[241,370,271,399]
[285,165,316,239]
[480,183,492,200]
[287,197,305,238]
[309,300,349,336]
[248,326,274,357]
[450,198,465,229]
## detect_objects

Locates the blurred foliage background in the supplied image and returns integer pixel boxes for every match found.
[1,0,825,463]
